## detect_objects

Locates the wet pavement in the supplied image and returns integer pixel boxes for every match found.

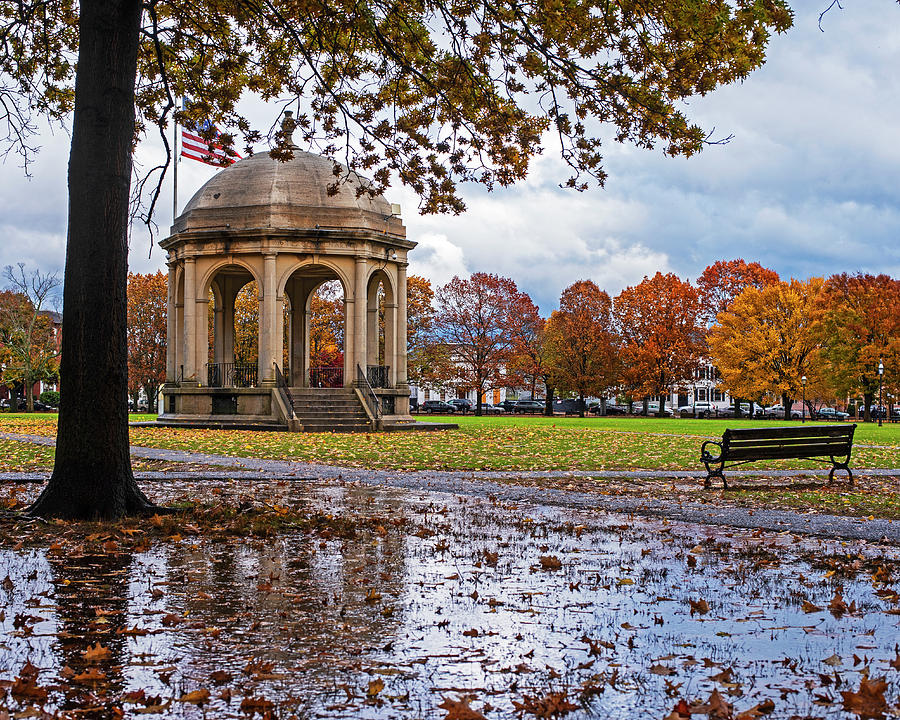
[1,480,900,719]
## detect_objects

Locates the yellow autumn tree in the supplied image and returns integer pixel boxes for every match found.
[708,278,827,415]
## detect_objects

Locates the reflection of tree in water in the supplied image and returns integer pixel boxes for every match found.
[156,486,408,706]
[46,549,134,717]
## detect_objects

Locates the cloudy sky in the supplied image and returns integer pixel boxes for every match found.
[0,3,897,315]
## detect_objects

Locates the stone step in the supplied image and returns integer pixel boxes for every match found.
[302,423,372,433]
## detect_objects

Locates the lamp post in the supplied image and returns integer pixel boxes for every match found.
[878,360,884,428]
[801,375,807,423]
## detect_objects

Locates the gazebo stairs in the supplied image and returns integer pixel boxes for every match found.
[290,388,374,433]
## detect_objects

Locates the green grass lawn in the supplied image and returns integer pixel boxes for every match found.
[0,412,897,472]
[2,412,899,519]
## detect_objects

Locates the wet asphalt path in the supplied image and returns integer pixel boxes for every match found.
[2,431,899,544]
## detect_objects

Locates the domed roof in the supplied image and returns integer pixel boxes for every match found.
[172,149,405,238]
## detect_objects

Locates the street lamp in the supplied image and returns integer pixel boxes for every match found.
[878,360,884,428]
[801,375,807,423]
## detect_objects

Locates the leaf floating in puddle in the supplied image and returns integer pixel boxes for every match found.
[437,695,487,720]
[840,676,888,718]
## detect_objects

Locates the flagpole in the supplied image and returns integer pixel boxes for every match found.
[173,98,179,222]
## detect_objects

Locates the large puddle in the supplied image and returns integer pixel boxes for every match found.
[1,481,899,718]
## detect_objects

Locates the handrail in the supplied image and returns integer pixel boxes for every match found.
[357,364,381,421]
[273,363,296,418]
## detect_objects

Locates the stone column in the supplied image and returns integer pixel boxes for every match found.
[165,260,176,382]
[366,281,379,367]
[223,277,236,366]
[353,256,367,385]
[396,263,408,386]
[260,252,277,385]
[195,295,209,385]
[182,257,197,382]
[213,284,224,366]
[384,298,398,386]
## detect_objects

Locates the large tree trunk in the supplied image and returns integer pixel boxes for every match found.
[29,0,155,519]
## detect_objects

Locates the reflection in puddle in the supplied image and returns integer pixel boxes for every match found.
[1,481,899,718]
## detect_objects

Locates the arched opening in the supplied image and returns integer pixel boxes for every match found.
[366,270,396,388]
[204,265,261,387]
[283,266,347,388]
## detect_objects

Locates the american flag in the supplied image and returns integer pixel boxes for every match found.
[181,119,240,167]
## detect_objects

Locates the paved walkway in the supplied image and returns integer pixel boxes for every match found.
[2,431,899,544]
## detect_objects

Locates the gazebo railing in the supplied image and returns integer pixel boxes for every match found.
[357,364,381,422]
[207,362,258,388]
[309,366,343,388]
[366,365,391,388]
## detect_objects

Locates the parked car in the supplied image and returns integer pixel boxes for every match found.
[602,404,629,416]
[631,401,673,417]
[816,407,850,421]
[498,399,519,412]
[717,403,752,418]
[449,398,473,413]
[421,400,456,414]
[479,403,504,415]
[677,402,714,418]
[513,399,545,414]
[554,398,584,415]
[760,404,801,420]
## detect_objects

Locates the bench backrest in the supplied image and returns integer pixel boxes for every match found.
[722,424,855,462]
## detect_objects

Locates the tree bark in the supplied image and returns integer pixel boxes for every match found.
[29,0,155,519]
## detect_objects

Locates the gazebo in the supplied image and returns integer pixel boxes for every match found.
[158,118,415,431]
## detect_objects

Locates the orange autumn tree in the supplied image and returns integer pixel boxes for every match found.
[126,271,166,412]
[818,273,900,422]
[695,259,780,416]
[309,281,345,370]
[708,278,826,417]
[614,272,704,415]
[545,281,618,417]
[695,259,780,326]
[432,273,528,415]
[406,275,436,384]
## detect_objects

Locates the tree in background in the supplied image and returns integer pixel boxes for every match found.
[695,259,780,325]
[614,273,704,416]
[406,276,435,382]
[507,311,558,417]
[0,265,61,412]
[233,284,260,368]
[309,281,345,370]
[695,259,780,416]
[433,273,528,415]
[545,281,618,417]
[818,274,900,422]
[4,0,792,517]
[126,271,167,413]
[708,278,825,417]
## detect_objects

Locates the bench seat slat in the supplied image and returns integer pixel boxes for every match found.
[726,437,851,451]
[725,445,852,462]
[724,425,852,441]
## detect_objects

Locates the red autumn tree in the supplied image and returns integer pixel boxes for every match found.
[818,273,900,422]
[126,271,167,413]
[696,259,780,325]
[503,291,554,413]
[545,281,619,417]
[432,273,529,415]
[614,272,704,415]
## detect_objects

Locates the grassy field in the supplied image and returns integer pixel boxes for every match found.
[1,411,898,472]
[2,412,900,519]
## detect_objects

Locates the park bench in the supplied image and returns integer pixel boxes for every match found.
[700,424,856,489]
